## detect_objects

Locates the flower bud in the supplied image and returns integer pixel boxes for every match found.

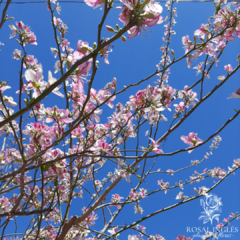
[121,35,127,42]
[106,25,115,33]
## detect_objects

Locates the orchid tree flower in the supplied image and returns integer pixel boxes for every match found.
[227,88,240,99]
[149,138,162,153]
[47,71,64,98]
[181,132,203,153]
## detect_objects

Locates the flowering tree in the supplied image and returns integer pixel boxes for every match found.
[0,0,240,239]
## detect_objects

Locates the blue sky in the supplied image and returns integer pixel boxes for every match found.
[0,0,240,239]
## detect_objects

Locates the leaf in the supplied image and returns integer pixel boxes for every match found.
[28,98,35,106]
[55,162,64,168]
[40,164,51,172]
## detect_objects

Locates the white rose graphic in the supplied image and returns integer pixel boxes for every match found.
[198,194,222,224]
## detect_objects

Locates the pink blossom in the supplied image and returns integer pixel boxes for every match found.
[53,17,62,26]
[194,24,209,37]
[60,39,70,51]
[119,0,163,39]
[84,0,104,8]
[193,62,203,75]
[224,64,233,73]
[13,49,21,59]
[134,204,143,214]
[50,47,58,58]
[47,71,64,98]
[182,35,193,54]
[9,24,18,38]
[3,96,17,107]
[198,186,209,196]
[120,0,138,11]
[216,222,224,229]
[0,197,12,213]
[139,225,146,233]
[128,26,139,39]
[176,191,183,200]
[224,28,236,41]
[174,102,185,115]
[181,132,203,153]
[0,85,11,93]
[223,218,229,222]
[71,126,85,139]
[227,88,240,99]
[99,40,112,64]
[157,180,169,194]
[149,138,162,153]
[209,167,226,179]
[45,107,73,124]
[110,194,124,209]
[108,227,118,235]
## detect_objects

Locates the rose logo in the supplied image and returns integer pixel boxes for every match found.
[198,194,222,224]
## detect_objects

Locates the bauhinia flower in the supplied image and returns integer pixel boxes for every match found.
[224,64,233,73]
[227,88,240,99]
[216,222,224,229]
[176,191,183,200]
[119,0,163,39]
[47,71,64,98]
[149,138,162,153]
[181,132,203,153]
[108,227,118,235]
[84,0,104,8]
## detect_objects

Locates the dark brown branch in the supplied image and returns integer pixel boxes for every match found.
[0,207,53,217]
[0,0,11,30]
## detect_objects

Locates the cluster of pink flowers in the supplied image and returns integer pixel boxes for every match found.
[0,196,12,213]
[173,86,198,117]
[182,2,240,69]
[208,167,227,179]
[53,17,68,37]
[129,188,147,201]
[127,84,175,124]
[120,0,163,38]
[85,0,163,39]
[9,21,37,46]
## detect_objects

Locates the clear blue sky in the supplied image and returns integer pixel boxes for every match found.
[0,0,240,239]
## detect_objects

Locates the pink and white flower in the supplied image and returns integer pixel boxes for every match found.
[181,132,203,153]
[227,88,240,99]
